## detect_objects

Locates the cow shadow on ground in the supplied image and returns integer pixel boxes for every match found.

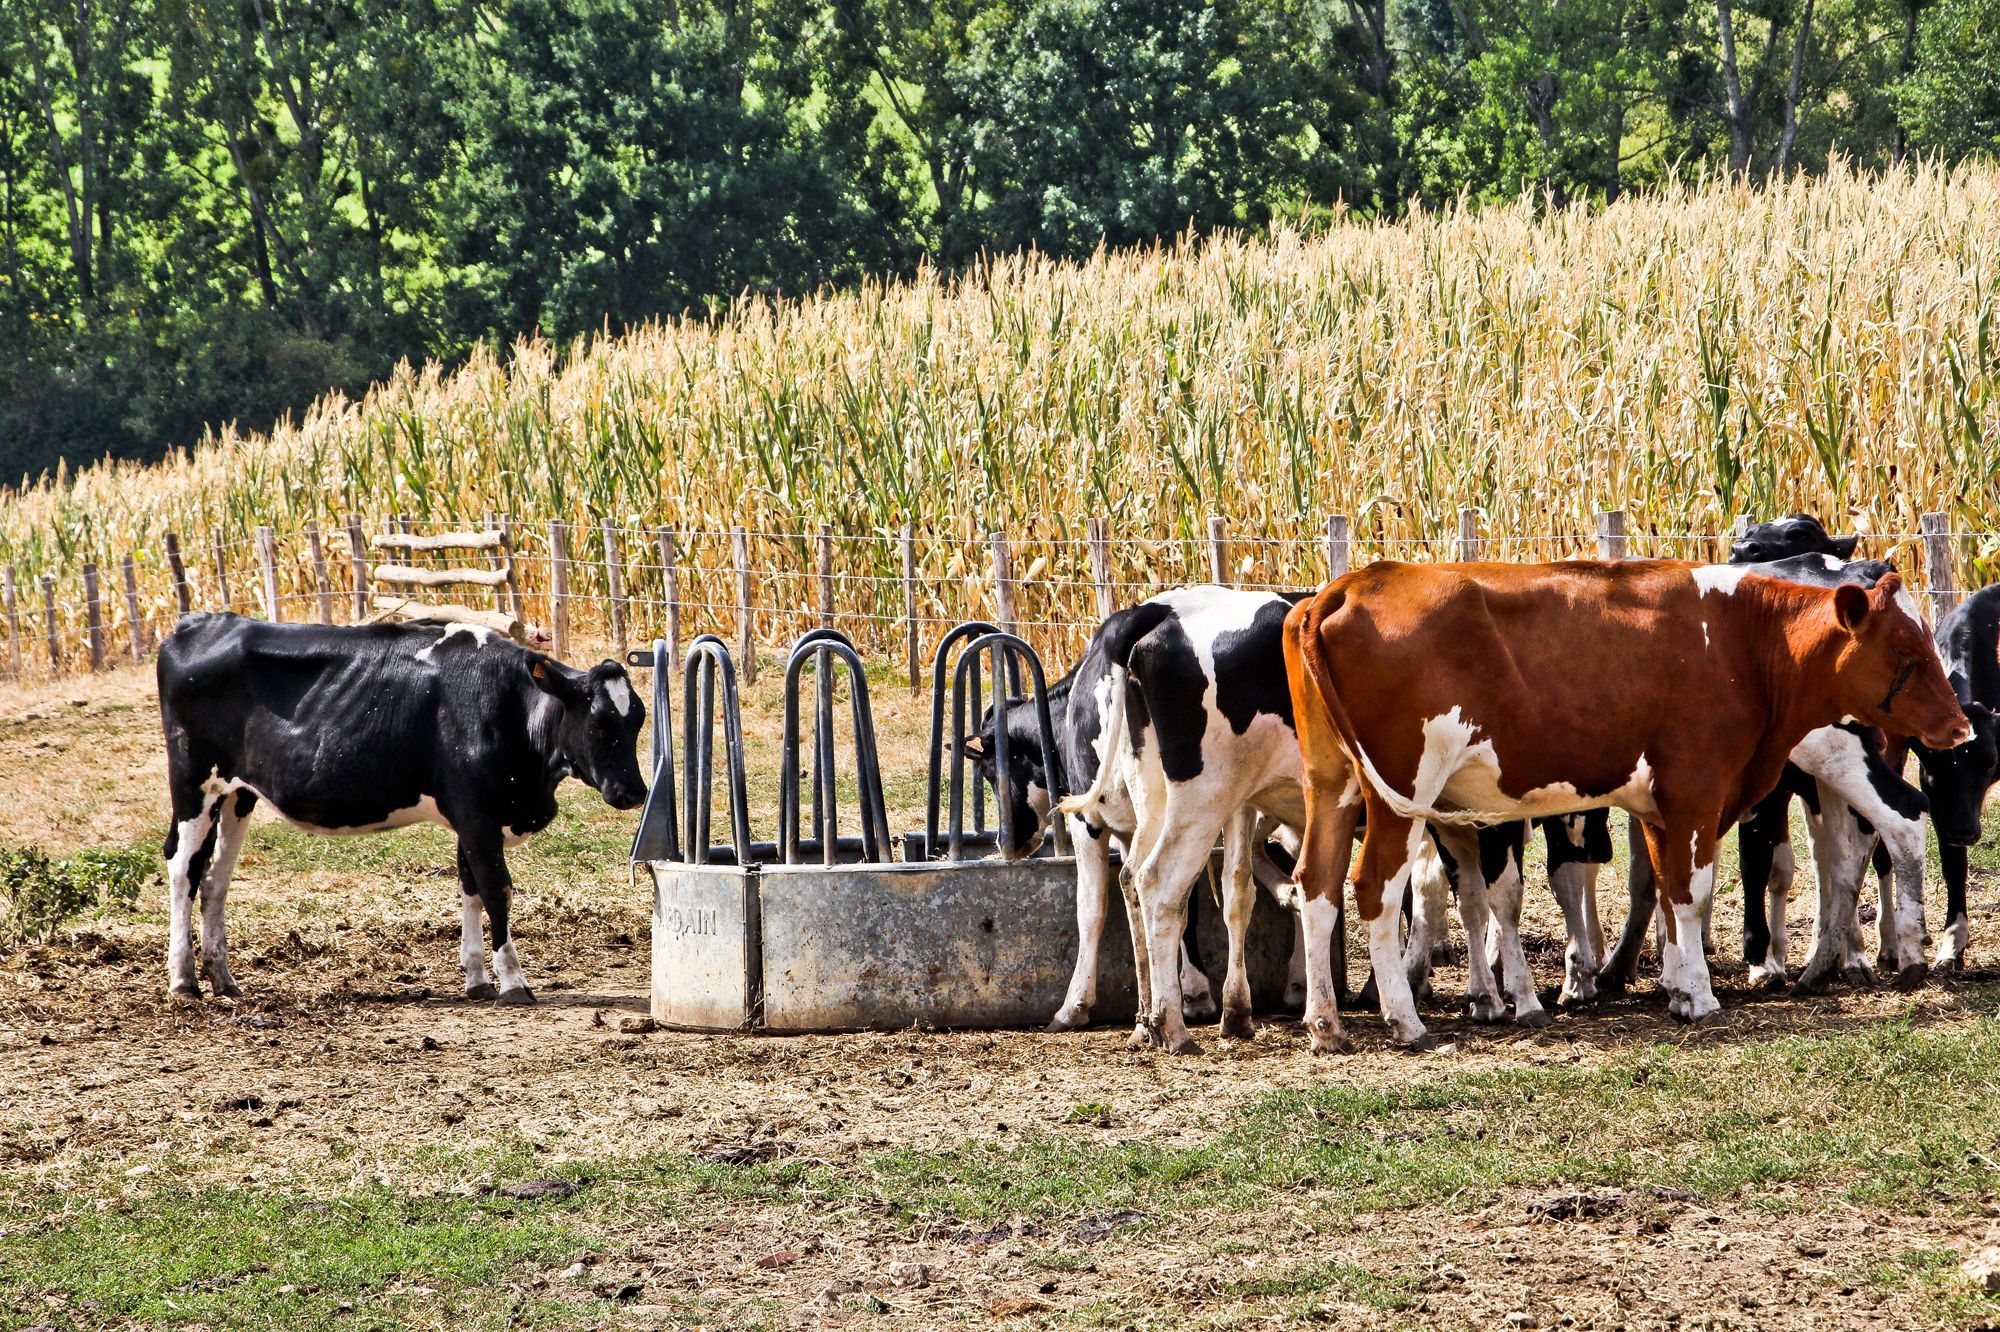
[1237,962,2000,1055]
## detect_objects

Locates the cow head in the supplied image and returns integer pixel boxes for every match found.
[1729,513,1858,565]
[1827,575,1972,750]
[529,657,649,810]
[1916,702,1999,846]
[958,704,1054,859]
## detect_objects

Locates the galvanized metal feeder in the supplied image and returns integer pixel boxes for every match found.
[629,624,1293,1034]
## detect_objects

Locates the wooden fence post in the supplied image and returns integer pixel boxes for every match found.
[306,521,334,624]
[1325,515,1350,581]
[121,554,144,662]
[657,528,681,670]
[496,514,523,620]
[1206,514,1229,585]
[41,575,59,675]
[816,524,835,628]
[1456,507,1481,563]
[549,521,571,660]
[1596,509,1628,562]
[602,518,628,657]
[989,529,1017,636]
[255,526,281,622]
[212,531,233,613]
[2,567,21,681]
[346,516,369,620]
[1921,512,1958,623]
[83,562,104,671]
[1087,517,1113,620]
[732,526,755,684]
[901,523,919,694]
[165,533,191,615]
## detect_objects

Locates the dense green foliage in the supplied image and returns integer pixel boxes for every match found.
[2,0,1995,480]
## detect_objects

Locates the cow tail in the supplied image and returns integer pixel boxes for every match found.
[1290,583,1489,827]
[1055,602,1172,817]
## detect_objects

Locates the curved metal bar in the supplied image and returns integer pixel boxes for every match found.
[924,621,1002,860]
[945,632,1070,862]
[779,631,891,865]
[627,638,682,863]
[790,628,856,852]
[681,635,752,865]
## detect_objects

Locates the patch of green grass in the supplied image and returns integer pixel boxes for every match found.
[1856,1247,2000,1327]
[831,1016,2000,1225]
[0,1184,597,1331]
[1226,1257,1416,1313]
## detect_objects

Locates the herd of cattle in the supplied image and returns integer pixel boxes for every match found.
[152,515,2000,1054]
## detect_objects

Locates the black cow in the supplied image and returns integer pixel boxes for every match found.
[156,614,646,1003]
[1914,585,2000,969]
[1727,513,1858,565]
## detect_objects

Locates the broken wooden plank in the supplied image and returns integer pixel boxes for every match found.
[371,563,511,589]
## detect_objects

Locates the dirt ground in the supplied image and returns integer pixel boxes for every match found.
[5,661,2000,1330]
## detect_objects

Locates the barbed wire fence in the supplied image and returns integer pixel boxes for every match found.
[1,508,1991,694]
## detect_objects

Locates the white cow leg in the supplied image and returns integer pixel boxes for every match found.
[461,891,494,999]
[1550,860,1601,1007]
[1135,824,1224,1055]
[164,797,220,998]
[198,794,252,998]
[1794,804,1858,992]
[1672,859,1723,1021]
[1179,939,1218,1024]
[1750,839,1796,988]
[1218,809,1259,1040]
[1052,818,1114,1031]
[1878,815,1930,990]
[1488,848,1548,1027]
[1361,816,1430,1048]
[1439,829,1504,1022]
[1403,841,1448,999]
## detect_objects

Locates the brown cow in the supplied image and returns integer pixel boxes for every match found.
[1282,560,1971,1052]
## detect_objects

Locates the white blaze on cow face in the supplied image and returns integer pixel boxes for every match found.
[606,676,634,718]
[1692,564,1754,597]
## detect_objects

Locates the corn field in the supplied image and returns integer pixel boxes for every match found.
[3,161,2000,683]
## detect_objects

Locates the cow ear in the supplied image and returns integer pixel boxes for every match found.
[1832,535,1859,559]
[1833,583,1871,632]
[529,656,587,704]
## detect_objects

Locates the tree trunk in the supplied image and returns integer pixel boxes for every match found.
[1716,0,1752,177]
[1893,0,1920,164]
[1774,0,1818,175]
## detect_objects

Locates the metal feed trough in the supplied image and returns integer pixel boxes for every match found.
[629,624,1294,1034]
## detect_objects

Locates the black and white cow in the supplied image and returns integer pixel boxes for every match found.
[1727,512,1858,565]
[1913,585,2000,969]
[156,613,647,1002]
[963,587,1331,1049]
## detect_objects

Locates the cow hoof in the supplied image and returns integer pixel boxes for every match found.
[1219,1008,1254,1041]
[168,981,203,1002]
[1306,1017,1351,1055]
[465,983,499,1001]
[1396,1031,1439,1054]
[208,977,243,1000]
[1164,1032,1202,1056]
[1748,963,1788,990]
[1126,1024,1152,1050]
[1047,1005,1090,1033]
[1593,970,1629,997]
[1842,963,1878,990]
[1893,962,1929,993]
[1791,973,1828,997]
[497,986,536,1006]
[1462,994,1507,1023]
[1515,1007,1552,1030]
